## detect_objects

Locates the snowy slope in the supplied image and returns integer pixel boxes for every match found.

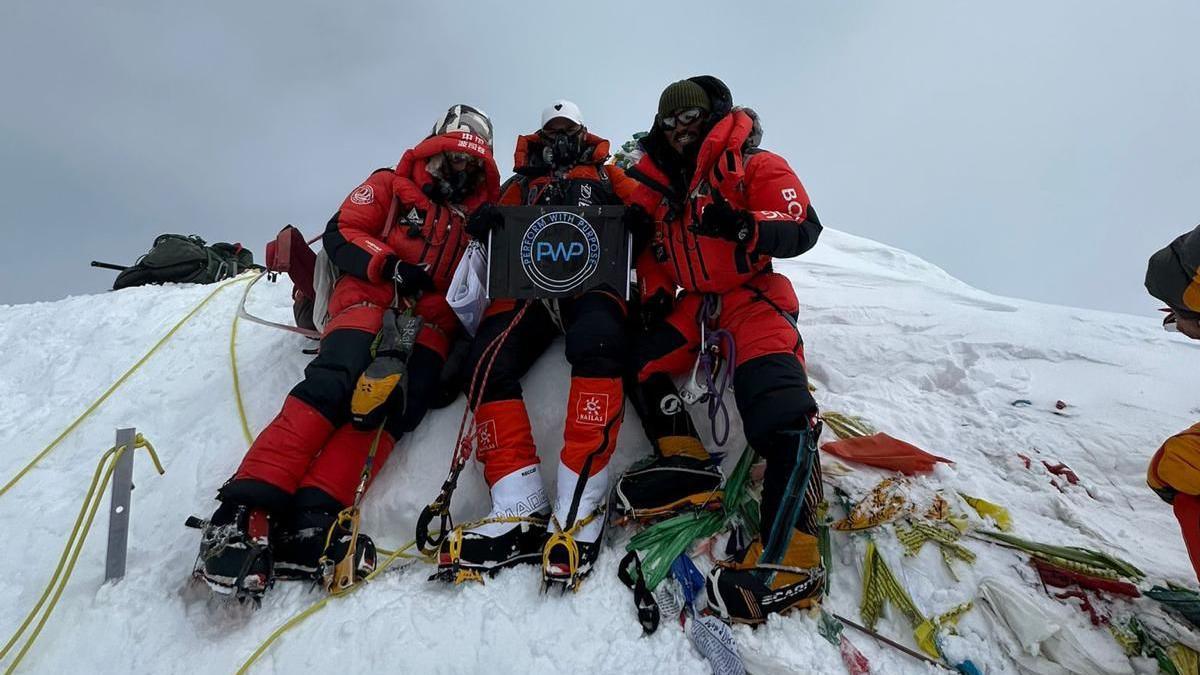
[1,228,1197,674]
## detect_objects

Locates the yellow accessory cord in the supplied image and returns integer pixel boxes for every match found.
[1,436,164,674]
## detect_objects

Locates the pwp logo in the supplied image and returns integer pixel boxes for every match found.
[350,184,374,205]
[519,211,601,294]
[575,392,610,427]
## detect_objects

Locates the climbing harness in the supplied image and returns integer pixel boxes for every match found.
[679,293,736,446]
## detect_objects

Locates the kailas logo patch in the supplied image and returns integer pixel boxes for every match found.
[576,392,610,427]
[475,419,498,454]
[350,184,374,205]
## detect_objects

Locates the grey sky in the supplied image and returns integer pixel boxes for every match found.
[1,1,1196,316]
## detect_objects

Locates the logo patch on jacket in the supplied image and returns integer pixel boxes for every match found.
[475,419,498,454]
[350,184,375,205]
[576,393,610,427]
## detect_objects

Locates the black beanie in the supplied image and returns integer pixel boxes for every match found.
[658,80,711,116]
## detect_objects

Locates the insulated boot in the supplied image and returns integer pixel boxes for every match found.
[437,465,550,583]
[273,504,376,583]
[707,426,825,623]
[704,532,824,624]
[194,502,274,602]
[614,436,723,522]
[543,462,611,590]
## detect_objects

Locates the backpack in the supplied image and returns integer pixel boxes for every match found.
[113,234,255,290]
[264,225,337,335]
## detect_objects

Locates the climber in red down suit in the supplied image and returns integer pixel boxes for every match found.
[614,76,826,623]
[194,105,500,600]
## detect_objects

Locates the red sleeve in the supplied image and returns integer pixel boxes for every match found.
[606,165,640,205]
[741,152,822,258]
[322,170,397,282]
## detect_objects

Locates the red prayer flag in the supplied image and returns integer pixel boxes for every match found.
[820,433,952,475]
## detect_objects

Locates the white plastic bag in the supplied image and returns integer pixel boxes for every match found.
[447,240,489,336]
[311,248,338,334]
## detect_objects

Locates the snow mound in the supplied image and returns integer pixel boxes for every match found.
[1,228,1197,673]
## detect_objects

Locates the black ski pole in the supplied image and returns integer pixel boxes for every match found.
[832,612,955,671]
[91,261,127,272]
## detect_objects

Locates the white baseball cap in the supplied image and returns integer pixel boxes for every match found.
[540,99,584,128]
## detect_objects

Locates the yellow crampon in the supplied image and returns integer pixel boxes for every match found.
[439,514,548,585]
[443,526,483,585]
[542,509,602,592]
[320,507,362,596]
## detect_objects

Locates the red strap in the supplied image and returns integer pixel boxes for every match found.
[1176,494,1200,584]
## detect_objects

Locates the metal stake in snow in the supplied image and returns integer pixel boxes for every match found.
[105,427,136,583]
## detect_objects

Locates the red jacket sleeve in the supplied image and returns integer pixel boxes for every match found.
[615,165,678,301]
[322,170,397,283]
[741,152,822,258]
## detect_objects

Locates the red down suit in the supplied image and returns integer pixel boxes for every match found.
[220,131,500,512]
[468,131,636,489]
[625,76,823,539]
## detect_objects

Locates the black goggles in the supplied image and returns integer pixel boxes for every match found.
[539,123,583,139]
[660,107,706,130]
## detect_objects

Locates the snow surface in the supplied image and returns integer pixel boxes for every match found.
[2,228,1198,674]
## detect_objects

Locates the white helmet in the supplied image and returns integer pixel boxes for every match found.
[432,104,494,146]
[540,99,584,128]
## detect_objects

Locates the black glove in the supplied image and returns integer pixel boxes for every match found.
[622,203,654,234]
[465,204,504,241]
[383,257,434,296]
[638,289,674,330]
[622,203,656,255]
[693,201,754,243]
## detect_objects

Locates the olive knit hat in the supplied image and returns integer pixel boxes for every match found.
[657,80,711,117]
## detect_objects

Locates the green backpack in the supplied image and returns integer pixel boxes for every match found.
[113,234,256,290]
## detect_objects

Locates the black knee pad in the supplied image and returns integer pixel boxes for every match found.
[291,329,375,422]
[388,345,443,435]
[564,298,627,378]
[218,478,294,513]
[291,485,344,515]
[733,354,817,451]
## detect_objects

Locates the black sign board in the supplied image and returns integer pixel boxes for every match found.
[487,205,629,299]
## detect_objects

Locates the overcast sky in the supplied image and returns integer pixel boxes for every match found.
[1,1,1196,317]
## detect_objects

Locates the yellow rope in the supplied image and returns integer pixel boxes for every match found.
[241,507,546,670]
[0,276,250,499]
[1,436,164,674]
[229,274,261,447]
[439,514,550,585]
[236,538,434,675]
